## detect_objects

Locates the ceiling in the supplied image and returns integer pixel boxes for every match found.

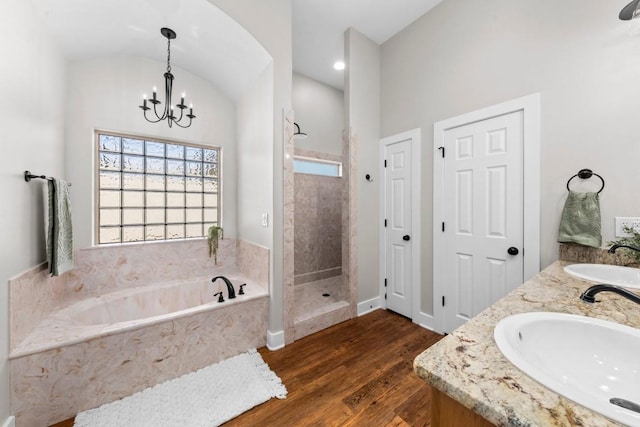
[293,0,443,90]
[31,0,272,101]
[30,0,442,98]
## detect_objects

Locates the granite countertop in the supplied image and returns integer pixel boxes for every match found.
[414,260,640,427]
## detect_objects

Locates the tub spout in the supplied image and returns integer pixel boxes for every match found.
[212,276,236,299]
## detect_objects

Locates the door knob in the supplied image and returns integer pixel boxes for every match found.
[507,247,519,256]
[403,235,411,241]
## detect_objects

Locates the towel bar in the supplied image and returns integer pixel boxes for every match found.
[24,170,72,186]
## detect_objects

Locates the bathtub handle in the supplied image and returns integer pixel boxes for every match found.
[239,284,246,295]
[214,291,224,303]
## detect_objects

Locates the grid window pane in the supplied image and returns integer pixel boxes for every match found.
[146,192,165,208]
[123,226,144,242]
[122,208,144,225]
[186,193,202,208]
[186,161,202,177]
[146,209,165,224]
[185,147,202,161]
[204,163,218,178]
[122,191,143,207]
[167,224,185,239]
[204,149,218,162]
[186,209,202,223]
[123,155,144,173]
[166,144,184,159]
[100,171,120,189]
[123,173,144,190]
[167,192,184,207]
[100,209,120,226]
[99,190,120,207]
[122,138,144,155]
[146,141,165,157]
[204,178,218,193]
[99,227,120,244]
[204,194,218,208]
[204,208,218,222]
[167,209,185,224]
[186,223,202,238]
[99,135,121,152]
[167,176,185,191]
[100,153,121,171]
[146,157,165,174]
[186,177,203,192]
[167,159,184,176]
[97,131,219,244]
[145,225,165,240]
[146,174,165,191]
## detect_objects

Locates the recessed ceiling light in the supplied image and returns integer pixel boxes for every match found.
[333,61,345,71]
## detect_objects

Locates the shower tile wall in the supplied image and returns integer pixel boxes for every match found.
[294,173,342,285]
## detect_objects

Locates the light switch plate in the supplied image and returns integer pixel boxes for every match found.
[615,217,640,237]
[261,213,269,227]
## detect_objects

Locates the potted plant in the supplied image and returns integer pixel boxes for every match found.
[207,225,224,264]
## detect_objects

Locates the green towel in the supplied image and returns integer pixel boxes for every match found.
[558,191,601,248]
[47,178,74,276]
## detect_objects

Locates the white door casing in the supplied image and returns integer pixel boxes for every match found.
[380,129,421,320]
[433,94,540,334]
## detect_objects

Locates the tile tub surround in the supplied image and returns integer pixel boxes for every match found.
[414,261,640,427]
[9,237,269,426]
[9,238,265,351]
[11,296,269,427]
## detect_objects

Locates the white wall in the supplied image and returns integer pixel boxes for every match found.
[65,56,237,248]
[1,0,67,419]
[207,0,292,335]
[237,64,274,248]
[380,0,640,315]
[345,29,381,303]
[293,73,344,155]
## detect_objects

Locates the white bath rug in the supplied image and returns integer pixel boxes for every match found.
[73,349,287,427]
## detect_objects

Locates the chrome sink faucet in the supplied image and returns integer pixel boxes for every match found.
[212,276,236,300]
[580,284,640,305]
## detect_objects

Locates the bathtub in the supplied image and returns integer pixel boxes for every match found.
[10,274,269,426]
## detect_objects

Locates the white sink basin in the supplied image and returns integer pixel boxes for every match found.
[494,312,640,426]
[564,263,640,289]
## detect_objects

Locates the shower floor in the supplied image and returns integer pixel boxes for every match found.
[293,275,347,324]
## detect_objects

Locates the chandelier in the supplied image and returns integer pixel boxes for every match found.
[139,28,196,128]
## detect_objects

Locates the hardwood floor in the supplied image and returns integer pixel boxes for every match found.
[51,309,443,427]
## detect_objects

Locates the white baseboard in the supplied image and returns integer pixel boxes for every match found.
[1,416,15,427]
[357,297,381,316]
[266,329,285,350]
[413,311,436,332]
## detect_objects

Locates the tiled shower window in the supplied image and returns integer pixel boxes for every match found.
[96,131,220,244]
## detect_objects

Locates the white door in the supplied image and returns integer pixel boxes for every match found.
[441,111,524,332]
[383,138,413,317]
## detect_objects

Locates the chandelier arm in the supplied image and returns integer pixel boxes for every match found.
[143,108,167,124]
[172,116,193,128]
[152,99,168,121]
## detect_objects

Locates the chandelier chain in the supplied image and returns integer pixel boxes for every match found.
[166,37,172,73]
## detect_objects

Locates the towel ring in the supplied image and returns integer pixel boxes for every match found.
[566,169,605,194]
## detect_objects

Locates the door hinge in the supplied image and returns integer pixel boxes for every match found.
[442,222,445,232]
[442,296,445,306]
[438,146,445,158]
[385,293,387,300]
[384,278,387,288]
[384,159,387,168]
[384,219,387,227]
